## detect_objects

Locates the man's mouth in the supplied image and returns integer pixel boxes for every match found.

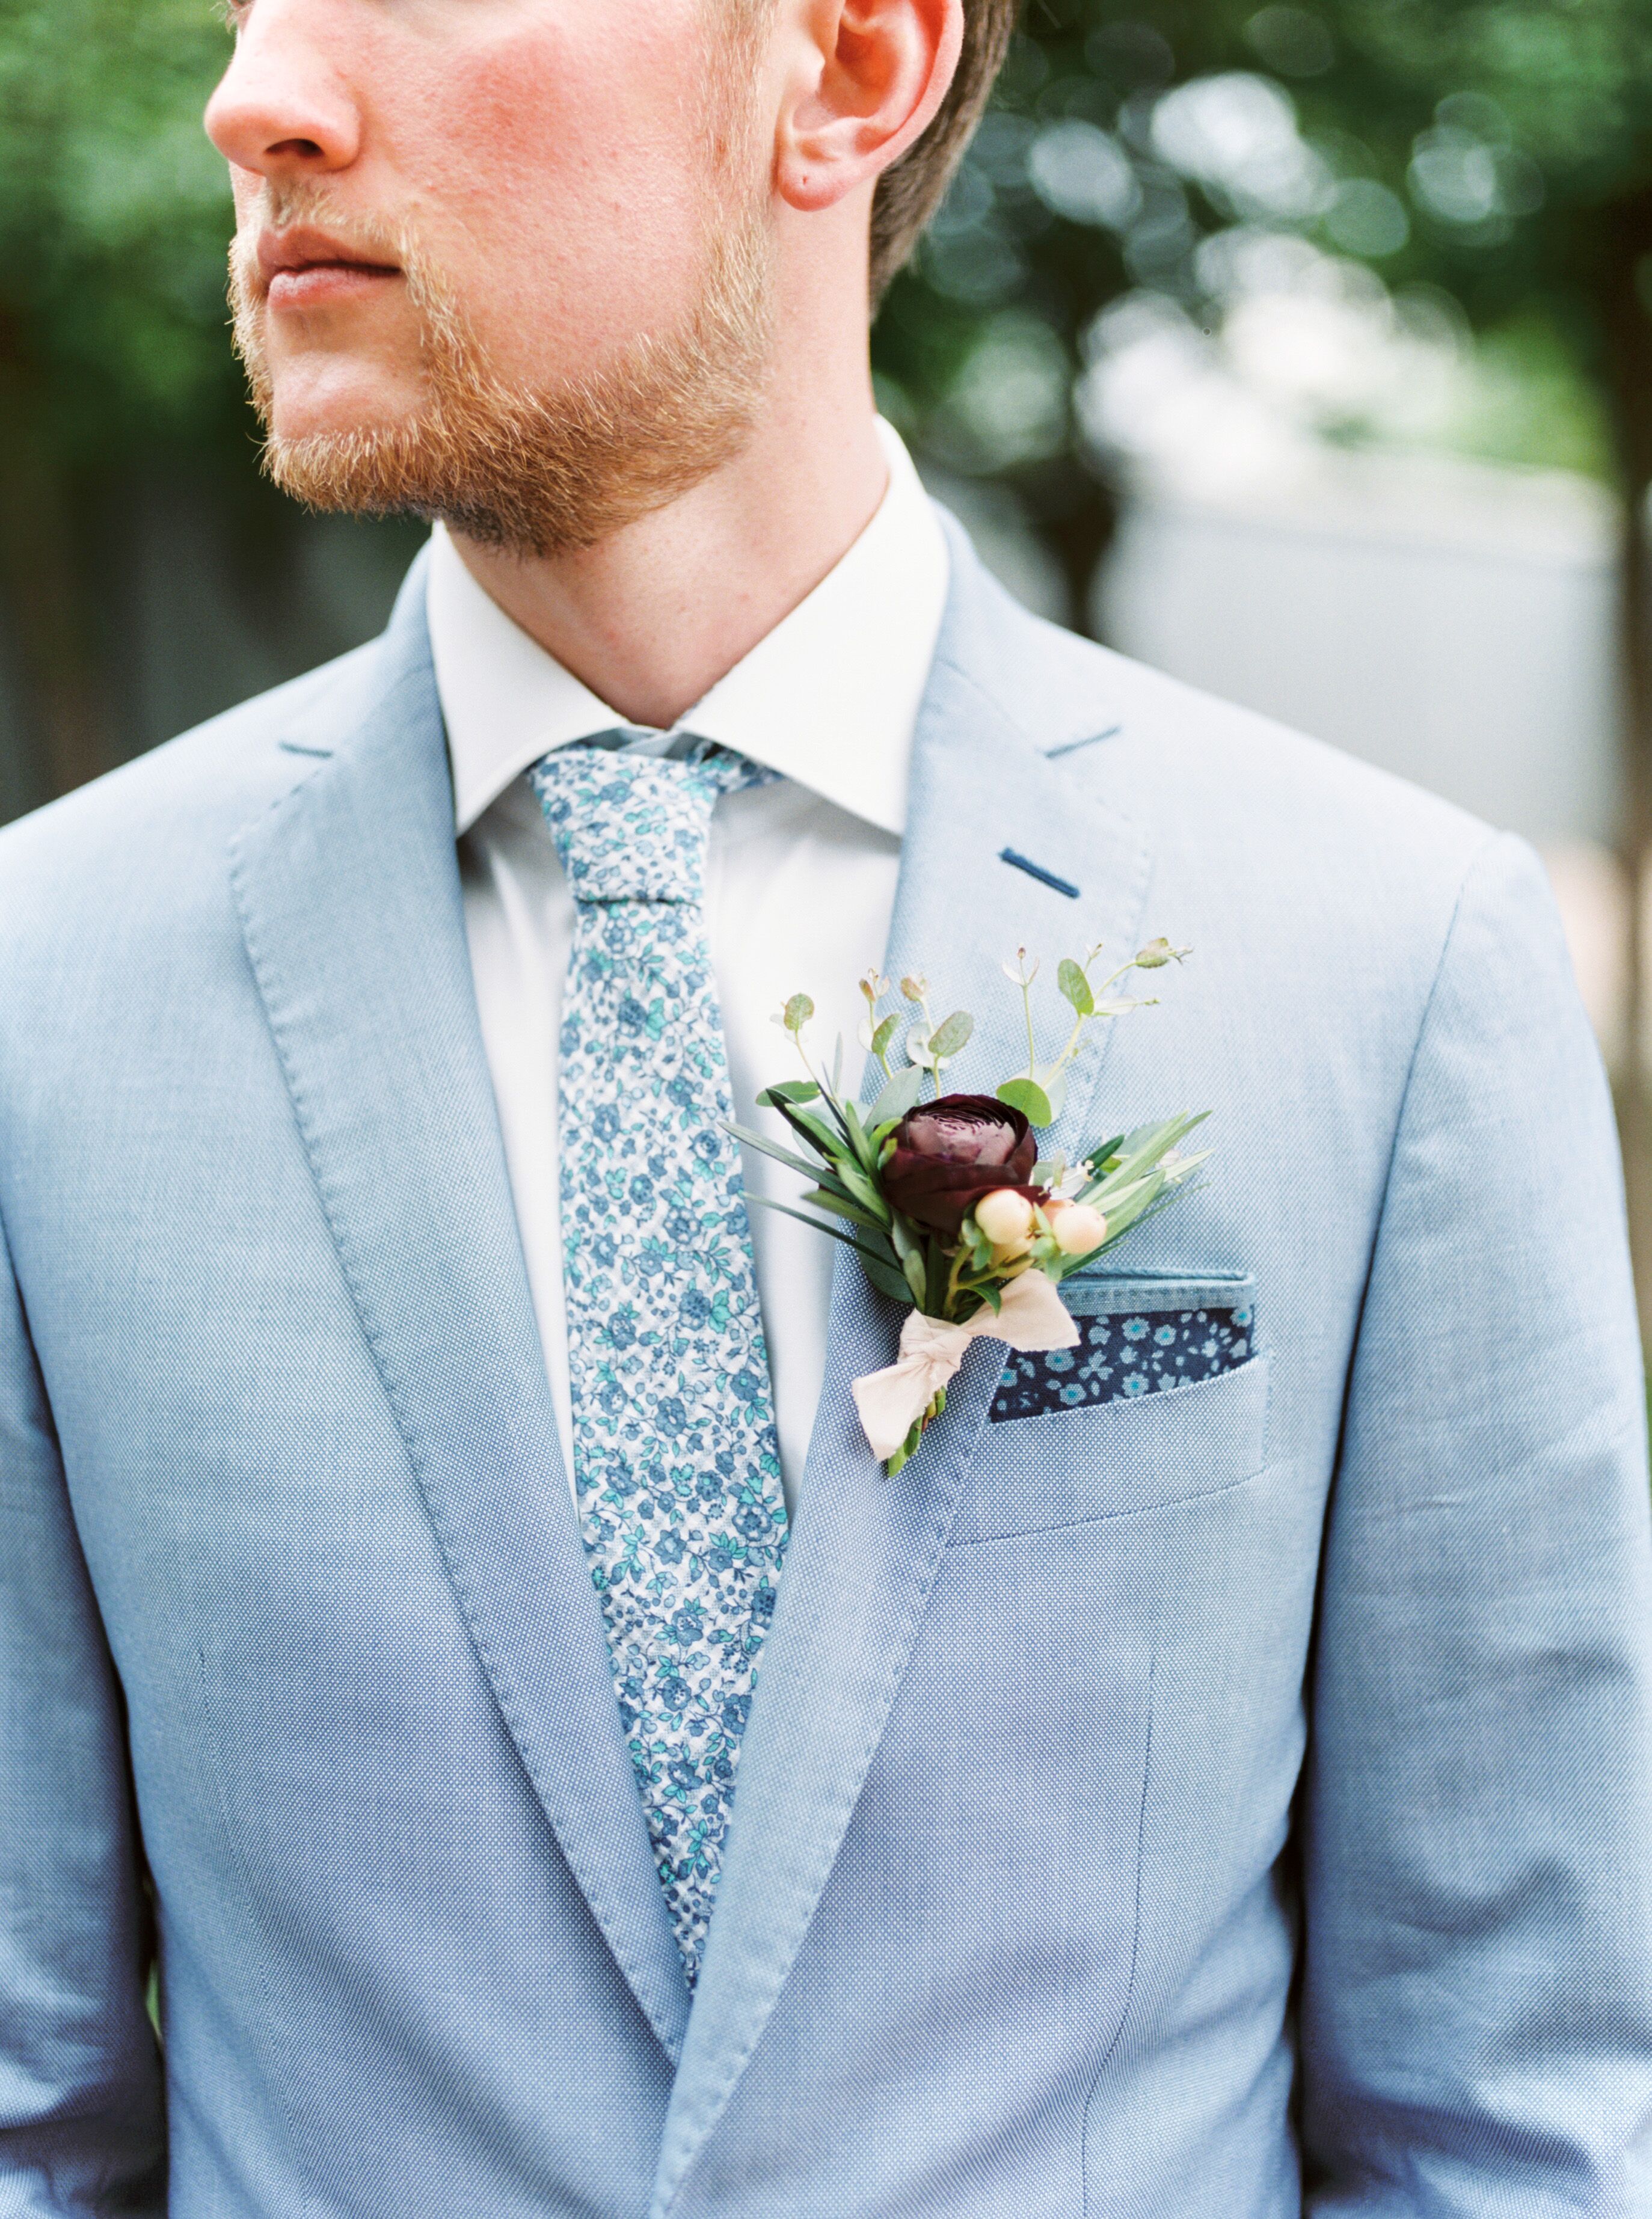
[257,225,402,311]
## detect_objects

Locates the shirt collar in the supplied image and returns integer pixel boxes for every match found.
[429,418,949,840]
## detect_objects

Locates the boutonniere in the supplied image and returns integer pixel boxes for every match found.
[732,941,1209,1476]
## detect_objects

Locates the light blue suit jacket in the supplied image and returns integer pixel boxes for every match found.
[2,520,1650,2217]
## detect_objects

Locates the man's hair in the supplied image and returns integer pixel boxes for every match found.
[869,0,1021,303]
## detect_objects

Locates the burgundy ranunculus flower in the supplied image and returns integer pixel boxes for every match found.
[882,1094,1042,1236]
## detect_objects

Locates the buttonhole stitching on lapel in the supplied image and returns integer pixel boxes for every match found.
[999,847,1080,900]
[277,740,333,758]
[1043,724,1122,760]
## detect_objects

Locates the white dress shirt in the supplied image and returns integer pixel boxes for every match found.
[429,421,950,1508]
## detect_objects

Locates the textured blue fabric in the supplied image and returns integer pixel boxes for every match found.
[0,518,1648,2218]
[989,1303,1253,1420]
[530,743,787,1986]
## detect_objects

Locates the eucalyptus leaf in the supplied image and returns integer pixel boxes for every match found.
[871,1012,898,1061]
[1057,957,1093,1016]
[927,1008,974,1061]
[784,993,815,1033]
[1033,1063,1069,1120]
[997,1075,1053,1127]
[867,1063,924,1128]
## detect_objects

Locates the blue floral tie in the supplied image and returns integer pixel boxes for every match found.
[529,740,788,1987]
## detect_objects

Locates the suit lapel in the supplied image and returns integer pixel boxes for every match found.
[229,562,692,2061]
[652,533,1152,2212]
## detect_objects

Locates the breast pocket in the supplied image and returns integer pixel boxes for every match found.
[954,1343,1272,1545]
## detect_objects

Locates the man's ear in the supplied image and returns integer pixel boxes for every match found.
[774,0,963,213]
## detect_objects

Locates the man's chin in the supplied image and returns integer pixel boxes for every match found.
[262,357,430,455]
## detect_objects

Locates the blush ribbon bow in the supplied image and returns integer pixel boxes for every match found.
[851,1268,1081,1462]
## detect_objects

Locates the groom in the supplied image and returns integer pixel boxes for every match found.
[4,0,1651,2212]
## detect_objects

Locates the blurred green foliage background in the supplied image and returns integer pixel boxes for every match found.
[1,0,1650,811]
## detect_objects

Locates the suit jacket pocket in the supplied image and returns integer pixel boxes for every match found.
[953,1354,1272,1544]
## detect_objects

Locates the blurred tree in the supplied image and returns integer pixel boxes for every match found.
[0,0,235,791]
[877,0,1652,609]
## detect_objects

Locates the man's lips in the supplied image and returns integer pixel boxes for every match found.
[256,226,401,311]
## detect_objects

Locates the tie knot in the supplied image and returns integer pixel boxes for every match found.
[529,743,766,905]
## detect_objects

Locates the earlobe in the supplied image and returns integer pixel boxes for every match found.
[775,0,963,214]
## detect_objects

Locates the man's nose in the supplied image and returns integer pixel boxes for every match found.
[204,0,362,179]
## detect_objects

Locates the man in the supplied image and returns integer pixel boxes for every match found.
[2,0,1649,2211]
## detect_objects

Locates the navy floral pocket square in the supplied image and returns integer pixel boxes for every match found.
[989,1272,1256,1424]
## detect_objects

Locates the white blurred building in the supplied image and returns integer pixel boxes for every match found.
[1092,455,1629,1064]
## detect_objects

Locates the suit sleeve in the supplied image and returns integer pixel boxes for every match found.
[0,1202,165,2211]
[1300,832,1652,2214]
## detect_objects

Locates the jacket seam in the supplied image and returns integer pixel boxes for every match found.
[1352,826,1506,1338]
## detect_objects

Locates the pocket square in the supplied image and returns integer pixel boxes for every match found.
[989,1276,1254,1423]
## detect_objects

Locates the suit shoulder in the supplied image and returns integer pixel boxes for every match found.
[0,641,379,895]
[967,591,1496,891]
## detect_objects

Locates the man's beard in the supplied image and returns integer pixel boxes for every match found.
[229,183,775,559]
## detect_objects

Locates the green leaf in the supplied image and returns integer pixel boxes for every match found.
[800,1186,890,1236]
[871,1013,898,1061]
[723,1121,832,1183]
[1057,957,1094,1016]
[770,1099,846,1161]
[927,1008,974,1061]
[901,1250,928,1305]
[747,1194,904,1275]
[784,993,815,1033]
[857,1247,918,1306]
[836,1164,890,1223]
[1082,1133,1125,1176]
[867,1064,924,1128]
[757,1078,820,1106]
[1033,1062,1069,1120]
[997,1075,1054,1126]
[842,1096,879,1179]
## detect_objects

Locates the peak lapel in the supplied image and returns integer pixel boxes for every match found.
[229,563,691,2061]
[652,535,1152,2212]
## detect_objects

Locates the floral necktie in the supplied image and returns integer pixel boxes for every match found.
[529,740,788,1987]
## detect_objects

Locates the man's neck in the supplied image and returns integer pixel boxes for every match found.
[449,372,889,732]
